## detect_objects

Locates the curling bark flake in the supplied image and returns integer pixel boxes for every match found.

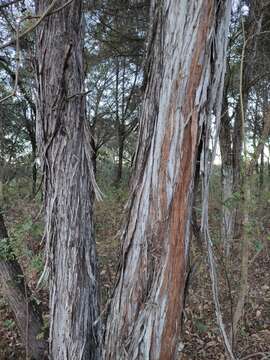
[105,1,231,359]
[36,1,100,359]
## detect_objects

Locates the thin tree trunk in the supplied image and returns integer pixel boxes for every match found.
[259,147,264,188]
[231,178,250,343]
[36,1,101,359]
[0,179,3,204]
[232,100,244,196]
[232,110,270,344]
[104,1,232,359]
[31,138,37,196]
[114,56,123,184]
[0,211,47,359]
[116,57,127,184]
[116,129,124,183]
[220,78,234,257]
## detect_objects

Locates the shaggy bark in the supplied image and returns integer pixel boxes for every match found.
[104,1,232,359]
[36,1,101,359]
[0,211,47,359]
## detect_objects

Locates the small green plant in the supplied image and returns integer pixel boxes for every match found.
[253,239,263,253]
[31,254,44,275]
[3,319,15,330]
[223,191,241,209]
[194,319,208,333]
[0,238,14,260]
[36,317,49,341]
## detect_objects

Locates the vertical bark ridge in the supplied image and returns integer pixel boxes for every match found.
[36,1,101,359]
[105,1,232,359]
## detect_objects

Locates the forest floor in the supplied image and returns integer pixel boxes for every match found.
[0,174,270,359]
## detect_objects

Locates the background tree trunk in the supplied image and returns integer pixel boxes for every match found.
[104,1,232,359]
[36,1,101,359]
[220,75,234,257]
[0,211,46,359]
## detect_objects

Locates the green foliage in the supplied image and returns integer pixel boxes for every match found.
[223,191,241,209]
[3,319,15,330]
[194,319,208,333]
[253,239,263,253]
[0,238,14,260]
[30,254,44,276]
[6,216,44,277]
[36,317,49,341]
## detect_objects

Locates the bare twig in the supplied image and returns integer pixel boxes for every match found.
[0,0,76,104]
[66,89,91,100]
[0,23,20,103]
[0,0,22,9]
[240,352,270,360]
[0,0,58,50]
[0,0,76,51]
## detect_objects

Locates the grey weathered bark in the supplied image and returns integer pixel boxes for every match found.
[104,1,232,359]
[0,210,47,359]
[36,1,101,359]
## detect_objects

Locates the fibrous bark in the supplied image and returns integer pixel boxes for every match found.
[104,1,232,359]
[36,1,101,359]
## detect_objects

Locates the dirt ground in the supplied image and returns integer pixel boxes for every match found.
[0,182,269,359]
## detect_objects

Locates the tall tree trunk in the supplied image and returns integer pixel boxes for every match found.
[104,1,231,359]
[36,1,101,359]
[0,210,46,359]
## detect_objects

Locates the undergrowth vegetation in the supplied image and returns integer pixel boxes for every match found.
[0,163,269,359]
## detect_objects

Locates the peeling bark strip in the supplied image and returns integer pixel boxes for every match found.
[104,1,232,359]
[36,1,101,359]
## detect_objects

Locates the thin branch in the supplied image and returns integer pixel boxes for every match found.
[66,88,91,101]
[0,56,36,113]
[0,0,22,9]
[0,0,75,50]
[240,352,270,360]
[0,24,20,103]
[0,0,58,50]
[49,0,75,16]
